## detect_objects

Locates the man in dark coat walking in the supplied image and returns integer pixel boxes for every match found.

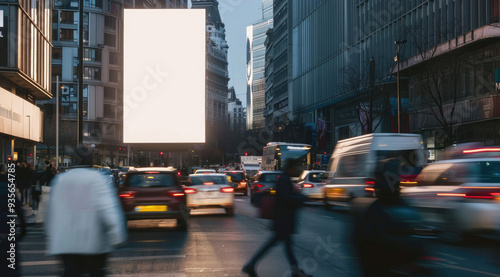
[242,159,309,277]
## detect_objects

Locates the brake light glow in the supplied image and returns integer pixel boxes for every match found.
[463,147,500,154]
[221,187,235,193]
[400,181,418,185]
[365,188,375,192]
[144,172,160,174]
[255,184,265,188]
[203,182,214,185]
[365,179,375,185]
[240,181,247,185]
[437,193,466,197]
[119,191,137,198]
[302,183,314,188]
[169,191,185,197]
[184,188,197,194]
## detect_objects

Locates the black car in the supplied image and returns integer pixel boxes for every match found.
[118,167,189,230]
[250,171,283,203]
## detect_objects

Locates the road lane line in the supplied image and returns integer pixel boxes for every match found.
[20,255,186,266]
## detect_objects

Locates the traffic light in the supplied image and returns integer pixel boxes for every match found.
[244,152,248,156]
[7,156,12,162]
[160,152,164,156]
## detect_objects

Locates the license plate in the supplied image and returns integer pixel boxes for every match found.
[135,205,167,212]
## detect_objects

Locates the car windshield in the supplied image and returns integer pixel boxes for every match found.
[225,172,244,181]
[308,173,325,182]
[260,173,280,182]
[188,175,228,186]
[127,173,176,187]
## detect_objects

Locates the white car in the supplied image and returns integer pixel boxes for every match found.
[184,174,235,215]
[296,170,326,200]
[194,169,217,174]
[402,157,500,243]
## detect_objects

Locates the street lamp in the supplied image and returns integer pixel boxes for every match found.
[395,40,407,133]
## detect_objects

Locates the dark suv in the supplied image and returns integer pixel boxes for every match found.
[224,171,248,195]
[118,167,189,230]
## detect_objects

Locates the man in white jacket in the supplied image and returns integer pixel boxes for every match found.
[45,146,127,277]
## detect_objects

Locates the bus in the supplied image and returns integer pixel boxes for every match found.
[261,142,312,175]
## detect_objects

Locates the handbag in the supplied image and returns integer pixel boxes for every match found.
[259,195,275,220]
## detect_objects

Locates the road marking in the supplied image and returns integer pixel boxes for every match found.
[322,215,333,219]
[434,262,500,277]
[20,255,186,266]
[235,199,245,202]
[185,268,242,272]
[435,251,467,261]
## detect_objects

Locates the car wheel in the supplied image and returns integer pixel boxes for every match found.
[226,207,234,216]
[176,218,188,231]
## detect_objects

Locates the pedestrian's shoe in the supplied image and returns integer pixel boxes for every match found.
[292,265,311,277]
[242,264,257,277]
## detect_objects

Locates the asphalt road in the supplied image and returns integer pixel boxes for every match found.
[16,194,500,277]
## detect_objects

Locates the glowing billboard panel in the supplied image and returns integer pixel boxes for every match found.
[123,9,205,143]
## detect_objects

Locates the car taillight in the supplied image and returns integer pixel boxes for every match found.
[169,191,185,197]
[184,188,197,194]
[438,187,500,200]
[253,184,265,192]
[119,191,137,199]
[302,183,314,188]
[221,187,234,193]
[365,187,375,192]
[240,181,247,185]
[203,182,214,185]
[365,178,375,185]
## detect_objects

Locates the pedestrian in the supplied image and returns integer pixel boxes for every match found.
[242,159,310,277]
[45,145,127,277]
[35,164,51,226]
[30,168,46,215]
[0,163,26,277]
[45,161,57,186]
[353,157,426,277]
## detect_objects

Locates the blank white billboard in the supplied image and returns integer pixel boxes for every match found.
[123,9,205,143]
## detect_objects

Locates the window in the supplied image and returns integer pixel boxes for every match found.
[84,67,101,80]
[104,87,116,100]
[104,16,117,30]
[60,29,77,42]
[84,48,102,62]
[60,11,77,24]
[336,154,366,177]
[104,33,116,47]
[109,70,120,83]
[127,173,176,188]
[109,52,121,65]
[104,104,115,119]
[84,0,103,8]
[52,48,62,60]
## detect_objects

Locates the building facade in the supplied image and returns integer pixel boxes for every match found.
[246,0,273,130]
[283,0,500,157]
[191,0,229,164]
[0,0,52,165]
[45,0,187,167]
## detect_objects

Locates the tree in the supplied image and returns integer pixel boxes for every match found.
[344,58,389,134]
[406,25,467,147]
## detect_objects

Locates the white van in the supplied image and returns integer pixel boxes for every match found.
[324,133,425,209]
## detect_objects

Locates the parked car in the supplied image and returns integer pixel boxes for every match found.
[184,174,235,215]
[250,171,283,203]
[224,171,248,196]
[295,170,326,201]
[118,167,189,230]
[402,157,500,243]
[324,133,425,209]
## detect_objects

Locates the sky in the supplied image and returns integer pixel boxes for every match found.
[190,0,263,106]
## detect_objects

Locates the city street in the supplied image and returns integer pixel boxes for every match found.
[18,194,500,277]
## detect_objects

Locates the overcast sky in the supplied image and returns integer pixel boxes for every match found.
[190,0,263,106]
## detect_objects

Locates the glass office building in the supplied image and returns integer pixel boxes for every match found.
[289,0,500,156]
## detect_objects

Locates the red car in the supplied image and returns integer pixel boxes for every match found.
[118,167,189,230]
